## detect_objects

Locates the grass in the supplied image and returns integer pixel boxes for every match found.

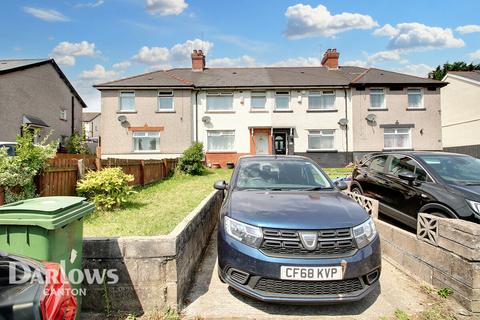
[83,168,233,237]
[83,167,351,237]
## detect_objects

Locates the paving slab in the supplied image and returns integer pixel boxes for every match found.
[182,231,471,320]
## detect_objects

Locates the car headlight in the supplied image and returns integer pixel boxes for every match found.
[353,217,377,249]
[467,200,480,215]
[224,216,263,247]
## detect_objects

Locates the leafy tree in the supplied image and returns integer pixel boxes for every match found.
[177,142,205,175]
[67,131,90,154]
[430,61,480,80]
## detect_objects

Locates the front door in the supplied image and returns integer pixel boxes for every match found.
[274,133,287,155]
[255,133,269,155]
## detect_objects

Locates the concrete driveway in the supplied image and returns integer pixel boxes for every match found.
[182,230,469,320]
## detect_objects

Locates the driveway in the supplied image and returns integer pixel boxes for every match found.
[183,229,469,320]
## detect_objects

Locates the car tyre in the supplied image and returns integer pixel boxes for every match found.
[351,186,363,195]
[430,211,451,219]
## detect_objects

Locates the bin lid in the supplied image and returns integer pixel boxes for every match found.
[0,196,95,229]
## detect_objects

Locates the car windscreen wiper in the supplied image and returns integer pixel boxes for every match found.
[301,186,330,191]
[463,182,480,186]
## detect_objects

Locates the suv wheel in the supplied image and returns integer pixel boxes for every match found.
[429,211,451,219]
[351,186,363,195]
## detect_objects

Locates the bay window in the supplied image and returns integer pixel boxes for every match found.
[133,131,160,152]
[384,128,411,150]
[207,130,235,151]
[308,130,335,150]
[206,92,233,111]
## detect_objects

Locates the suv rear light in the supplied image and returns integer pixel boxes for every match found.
[40,262,77,320]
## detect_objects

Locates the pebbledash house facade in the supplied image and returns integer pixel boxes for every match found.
[95,49,446,167]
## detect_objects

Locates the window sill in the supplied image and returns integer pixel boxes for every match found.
[249,109,268,113]
[155,110,176,113]
[368,108,388,111]
[406,108,426,111]
[306,149,338,153]
[273,110,293,113]
[205,111,235,114]
[306,109,338,113]
[206,151,237,154]
[117,111,137,114]
[382,148,413,151]
[133,151,161,153]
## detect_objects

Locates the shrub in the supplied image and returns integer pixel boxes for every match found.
[67,131,90,154]
[177,142,205,175]
[77,167,135,210]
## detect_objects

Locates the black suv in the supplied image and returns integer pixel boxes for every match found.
[351,152,480,228]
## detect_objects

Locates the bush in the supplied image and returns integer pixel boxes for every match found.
[77,167,135,210]
[177,142,205,175]
[67,131,89,154]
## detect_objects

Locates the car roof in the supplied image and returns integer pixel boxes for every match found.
[364,151,472,158]
[238,155,311,161]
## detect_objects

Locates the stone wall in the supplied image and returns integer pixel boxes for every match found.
[81,190,223,313]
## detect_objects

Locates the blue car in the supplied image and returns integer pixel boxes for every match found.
[214,155,381,304]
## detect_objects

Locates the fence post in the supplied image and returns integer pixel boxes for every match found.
[140,160,145,186]
[0,187,4,205]
[95,157,102,171]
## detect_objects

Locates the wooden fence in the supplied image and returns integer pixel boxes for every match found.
[0,155,179,204]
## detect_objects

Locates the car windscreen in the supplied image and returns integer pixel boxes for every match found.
[234,159,332,190]
[419,155,480,185]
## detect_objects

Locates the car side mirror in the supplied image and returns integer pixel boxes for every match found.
[335,181,348,191]
[214,180,228,190]
[398,172,417,185]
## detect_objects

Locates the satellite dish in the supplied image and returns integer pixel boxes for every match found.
[365,114,377,122]
[202,116,211,124]
[117,115,127,122]
[338,118,348,126]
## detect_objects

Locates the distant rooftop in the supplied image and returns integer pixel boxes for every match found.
[447,71,480,83]
[0,59,50,72]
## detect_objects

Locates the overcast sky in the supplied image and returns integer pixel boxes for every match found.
[2,0,480,111]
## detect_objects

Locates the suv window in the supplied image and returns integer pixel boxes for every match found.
[369,155,387,173]
[388,155,428,182]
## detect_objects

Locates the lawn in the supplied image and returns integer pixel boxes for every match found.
[83,168,233,237]
[83,167,351,237]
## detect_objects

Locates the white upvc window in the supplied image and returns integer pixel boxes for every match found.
[308,129,335,150]
[308,90,336,110]
[251,91,266,109]
[133,131,160,152]
[60,109,68,121]
[407,88,423,109]
[384,128,411,150]
[206,92,234,111]
[207,130,235,151]
[119,92,135,111]
[275,91,290,110]
[370,88,385,109]
[158,91,174,111]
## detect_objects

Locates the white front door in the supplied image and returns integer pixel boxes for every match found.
[255,133,269,155]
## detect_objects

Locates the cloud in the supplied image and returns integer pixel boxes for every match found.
[393,63,434,78]
[343,60,368,67]
[269,57,322,67]
[284,4,378,39]
[75,0,105,8]
[23,7,69,22]
[145,0,188,16]
[113,61,131,70]
[209,55,257,67]
[79,64,119,81]
[456,25,480,34]
[469,49,480,60]
[132,39,213,66]
[374,23,464,51]
[367,50,402,63]
[51,41,99,66]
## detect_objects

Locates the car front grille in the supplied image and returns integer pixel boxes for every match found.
[259,228,357,258]
[253,277,364,295]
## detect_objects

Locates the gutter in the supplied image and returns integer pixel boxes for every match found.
[195,90,199,142]
[71,96,75,135]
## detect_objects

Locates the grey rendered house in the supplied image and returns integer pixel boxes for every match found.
[95,49,446,166]
[0,59,86,144]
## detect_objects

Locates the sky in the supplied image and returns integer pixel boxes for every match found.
[1,0,480,111]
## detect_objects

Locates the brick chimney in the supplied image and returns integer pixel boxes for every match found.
[191,49,206,71]
[321,48,340,69]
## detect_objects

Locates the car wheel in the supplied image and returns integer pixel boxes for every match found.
[351,186,363,195]
[430,211,450,219]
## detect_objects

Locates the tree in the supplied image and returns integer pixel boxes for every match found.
[430,61,480,80]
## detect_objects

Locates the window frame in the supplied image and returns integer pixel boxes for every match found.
[407,88,424,109]
[157,91,174,112]
[206,130,235,152]
[307,129,335,151]
[383,128,412,150]
[206,92,234,112]
[308,90,336,110]
[369,88,386,110]
[387,154,434,182]
[119,91,136,112]
[59,109,68,121]
[250,91,267,110]
[274,91,291,111]
[132,131,161,153]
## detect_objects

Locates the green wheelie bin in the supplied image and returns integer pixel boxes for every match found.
[0,196,95,315]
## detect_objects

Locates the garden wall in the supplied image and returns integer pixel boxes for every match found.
[81,190,223,313]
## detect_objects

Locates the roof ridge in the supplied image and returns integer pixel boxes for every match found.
[164,70,193,85]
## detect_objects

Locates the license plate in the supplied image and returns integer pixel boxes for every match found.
[280,266,343,281]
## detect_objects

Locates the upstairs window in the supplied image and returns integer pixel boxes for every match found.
[275,91,290,110]
[119,92,135,112]
[206,92,234,111]
[370,88,385,109]
[59,109,67,121]
[251,91,266,109]
[133,131,160,152]
[158,91,174,111]
[308,129,335,150]
[308,90,336,110]
[408,89,423,109]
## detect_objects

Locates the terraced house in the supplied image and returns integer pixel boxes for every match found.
[95,49,446,167]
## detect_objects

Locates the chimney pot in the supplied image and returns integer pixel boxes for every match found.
[321,48,340,69]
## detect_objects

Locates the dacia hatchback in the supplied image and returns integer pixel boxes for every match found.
[214,156,381,303]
